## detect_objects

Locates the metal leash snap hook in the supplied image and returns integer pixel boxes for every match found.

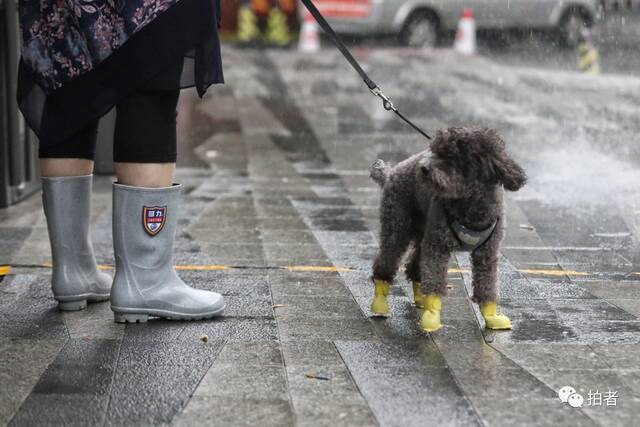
[371,87,396,112]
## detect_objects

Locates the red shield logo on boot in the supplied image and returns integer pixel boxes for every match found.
[142,206,167,236]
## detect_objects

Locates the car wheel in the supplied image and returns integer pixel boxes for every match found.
[401,11,438,48]
[559,9,589,48]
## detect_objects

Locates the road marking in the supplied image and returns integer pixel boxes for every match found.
[1,263,638,278]
[592,232,631,238]
[282,265,354,272]
[451,267,589,277]
[503,246,613,252]
[518,268,590,277]
[175,265,231,271]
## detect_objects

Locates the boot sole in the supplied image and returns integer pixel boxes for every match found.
[112,305,226,323]
[57,294,110,311]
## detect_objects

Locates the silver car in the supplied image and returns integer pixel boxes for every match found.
[326,0,600,47]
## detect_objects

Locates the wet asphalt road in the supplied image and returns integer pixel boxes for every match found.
[2,46,640,426]
[346,14,640,76]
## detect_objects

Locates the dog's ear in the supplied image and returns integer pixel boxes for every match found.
[492,152,527,191]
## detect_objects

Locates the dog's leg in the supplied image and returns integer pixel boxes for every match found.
[418,238,451,332]
[405,244,426,308]
[471,234,512,330]
[371,202,414,317]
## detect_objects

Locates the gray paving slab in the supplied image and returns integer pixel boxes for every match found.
[269,273,354,299]
[214,341,283,366]
[119,320,188,343]
[281,341,344,367]
[178,271,271,297]
[576,280,640,300]
[472,398,597,427]
[177,318,279,342]
[181,340,294,426]
[271,296,365,319]
[12,339,119,425]
[293,399,378,427]
[196,364,289,400]
[590,344,640,370]
[0,338,65,425]
[337,341,480,427]
[618,370,640,395]
[176,397,294,427]
[581,399,640,427]
[105,339,223,426]
[0,274,68,339]
[280,338,379,426]
[564,320,640,344]
[61,302,123,340]
[0,193,46,228]
[0,227,32,265]
[549,299,637,323]
[606,299,640,318]
[33,340,118,395]
[492,343,611,370]
[278,317,377,341]
[10,394,107,427]
[286,364,368,406]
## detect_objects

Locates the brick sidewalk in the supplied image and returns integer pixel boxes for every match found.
[2,48,640,426]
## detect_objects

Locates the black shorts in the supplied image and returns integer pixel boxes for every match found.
[38,61,184,163]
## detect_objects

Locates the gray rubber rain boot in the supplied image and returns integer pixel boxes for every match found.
[110,183,225,323]
[42,175,112,311]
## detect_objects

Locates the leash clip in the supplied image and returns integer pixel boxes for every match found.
[370,87,396,112]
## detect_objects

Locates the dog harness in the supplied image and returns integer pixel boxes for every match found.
[447,214,498,252]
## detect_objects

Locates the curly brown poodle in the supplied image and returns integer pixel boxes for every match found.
[369,126,527,332]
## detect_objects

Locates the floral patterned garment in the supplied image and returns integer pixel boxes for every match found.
[19,0,180,93]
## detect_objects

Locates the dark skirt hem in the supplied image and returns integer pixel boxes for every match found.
[18,0,224,148]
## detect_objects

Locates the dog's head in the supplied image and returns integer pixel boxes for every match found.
[419,127,526,198]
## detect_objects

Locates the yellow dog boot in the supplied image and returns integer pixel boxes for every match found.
[370,279,390,316]
[412,282,426,308]
[419,293,442,332]
[479,301,512,330]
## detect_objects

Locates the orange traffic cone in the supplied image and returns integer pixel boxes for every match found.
[298,12,320,52]
[454,8,476,55]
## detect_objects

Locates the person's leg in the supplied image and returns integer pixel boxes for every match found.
[110,89,225,323]
[115,163,175,187]
[39,121,98,177]
[38,121,112,311]
[41,159,94,177]
[113,89,180,187]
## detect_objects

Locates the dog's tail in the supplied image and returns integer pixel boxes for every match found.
[369,159,390,187]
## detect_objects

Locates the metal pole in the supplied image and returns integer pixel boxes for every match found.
[0,0,10,207]
[5,0,23,187]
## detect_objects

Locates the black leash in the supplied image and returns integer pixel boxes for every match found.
[299,0,431,140]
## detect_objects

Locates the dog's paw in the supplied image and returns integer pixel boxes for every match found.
[371,279,390,316]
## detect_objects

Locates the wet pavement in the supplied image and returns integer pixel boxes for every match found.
[2,46,640,426]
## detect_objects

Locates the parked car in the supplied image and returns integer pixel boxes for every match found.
[321,0,600,47]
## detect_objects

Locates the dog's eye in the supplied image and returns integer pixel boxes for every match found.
[420,165,430,176]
